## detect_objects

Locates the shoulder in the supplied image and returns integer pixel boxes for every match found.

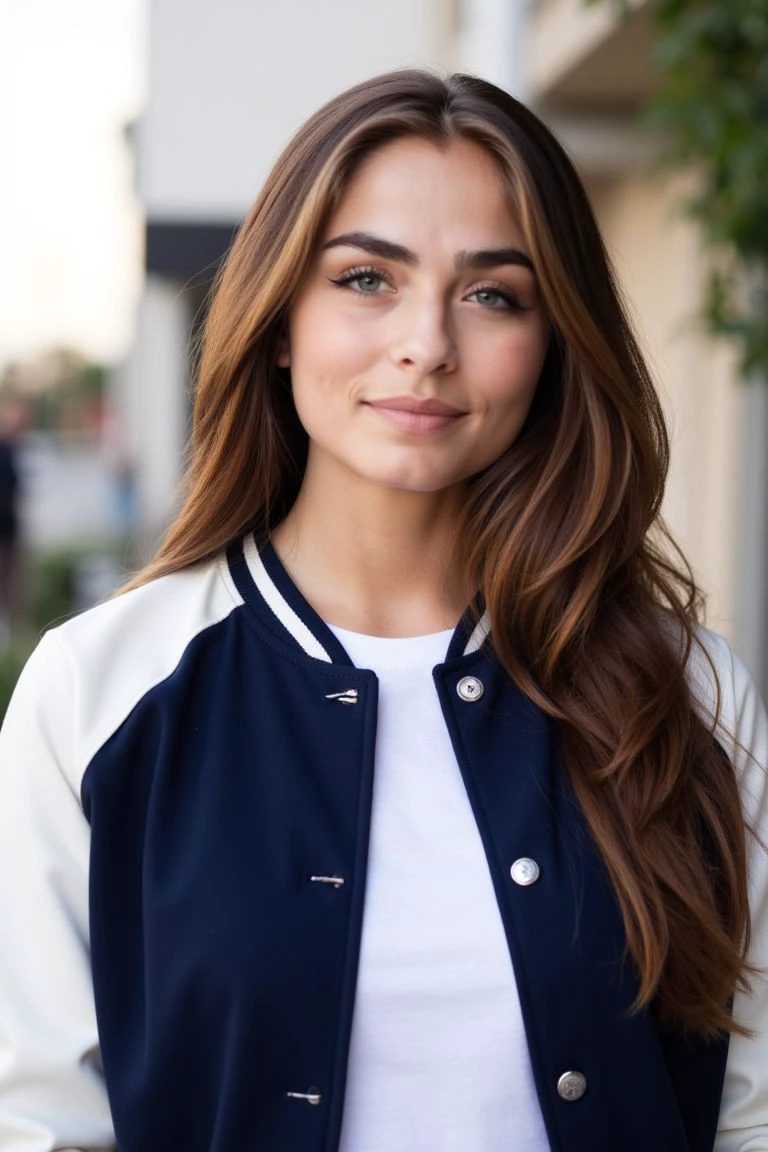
[691,648,768,1127]
[50,551,241,672]
[5,553,244,794]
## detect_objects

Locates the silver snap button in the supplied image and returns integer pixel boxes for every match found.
[324,689,358,705]
[557,1071,587,1101]
[456,675,484,702]
[510,858,540,886]
[310,875,345,888]
[286,1088,322,1105]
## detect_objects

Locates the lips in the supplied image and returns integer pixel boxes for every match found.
[363,395,467,436]
[366,396,465,417]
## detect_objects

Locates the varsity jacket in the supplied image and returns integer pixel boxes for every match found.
[0,535,767,1152]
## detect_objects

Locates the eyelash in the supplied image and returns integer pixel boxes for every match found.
[330,266,394,294]
[329,265,525,311]
[466,282,525,311]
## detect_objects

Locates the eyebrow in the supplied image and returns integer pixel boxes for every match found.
[322,230,535,273]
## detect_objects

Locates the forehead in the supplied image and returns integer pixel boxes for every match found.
[324,135,524,248]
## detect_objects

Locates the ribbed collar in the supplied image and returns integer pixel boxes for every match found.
[226,534,490,666]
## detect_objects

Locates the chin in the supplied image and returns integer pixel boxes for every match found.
[363,466,467,494]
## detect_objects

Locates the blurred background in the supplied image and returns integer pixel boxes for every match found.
[1,0,767,713]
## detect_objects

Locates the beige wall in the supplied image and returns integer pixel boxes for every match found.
[526,0,652,109]
[588,172,745,640]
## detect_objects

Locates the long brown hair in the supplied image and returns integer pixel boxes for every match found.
[131,69,750,1035]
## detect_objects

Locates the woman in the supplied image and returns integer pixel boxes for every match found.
[0,70,766,1152]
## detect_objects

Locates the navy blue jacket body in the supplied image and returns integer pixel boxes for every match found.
[76,539,729,1151]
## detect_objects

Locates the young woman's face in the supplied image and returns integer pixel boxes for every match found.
[280,135,550,495]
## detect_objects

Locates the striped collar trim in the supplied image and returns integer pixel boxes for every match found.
[243,534,333,662]
[464,611,491,655]
[227,535,490,665]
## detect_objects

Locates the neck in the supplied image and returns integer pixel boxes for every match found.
[271,461,467,637]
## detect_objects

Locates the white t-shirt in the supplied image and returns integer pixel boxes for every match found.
[331,625,550,1152]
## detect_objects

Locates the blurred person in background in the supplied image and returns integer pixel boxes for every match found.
[0,70,767,1152]
[0,395,25,648]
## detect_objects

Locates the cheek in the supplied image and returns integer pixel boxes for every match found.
[476,331,548,415]
[289,300,376,383]
[288,324,367,431]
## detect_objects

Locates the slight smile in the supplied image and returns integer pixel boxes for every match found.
[363,396,467,436]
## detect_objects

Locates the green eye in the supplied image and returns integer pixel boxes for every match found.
[469,288,519,310]
[355,273,383,293]
[331,268,390,295]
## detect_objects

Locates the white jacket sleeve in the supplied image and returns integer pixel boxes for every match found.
[710,638,768,1152]
[0,632,115,1151]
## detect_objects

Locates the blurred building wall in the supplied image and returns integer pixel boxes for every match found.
[521,0,768,691]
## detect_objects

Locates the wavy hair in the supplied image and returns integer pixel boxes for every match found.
[131,69,750,1035]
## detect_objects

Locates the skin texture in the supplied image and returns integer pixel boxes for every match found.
[273,136,550,635]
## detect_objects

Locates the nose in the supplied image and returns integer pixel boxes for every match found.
[390,293,457,376]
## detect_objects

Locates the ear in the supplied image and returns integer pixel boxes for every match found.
[276,333,290,368]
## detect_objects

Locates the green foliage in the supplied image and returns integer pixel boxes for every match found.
[0,347,107,433]
[28,542,126,634]
[591,0,768,378]
[646,0,768,376]
[79,363,107,399]
[30,549,77,633]
[0,542,127,723]
[0,643,29,725]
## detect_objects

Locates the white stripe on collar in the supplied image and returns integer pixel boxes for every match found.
[244,536,490,663]
[243,536,333,663]
[464,612,491,655]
